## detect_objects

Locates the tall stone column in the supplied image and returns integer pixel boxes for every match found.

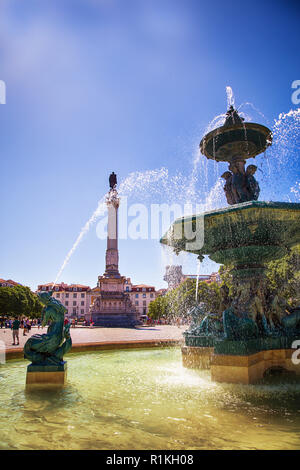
[105,189,120,276]
[89,172,140,327]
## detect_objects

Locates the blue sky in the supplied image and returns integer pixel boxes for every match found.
[0,0,299,291]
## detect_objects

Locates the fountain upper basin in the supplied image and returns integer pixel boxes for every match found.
[200,107,272,162]
[160,200,300,268]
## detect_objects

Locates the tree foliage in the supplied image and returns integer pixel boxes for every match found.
[0,285,43,319]
[266,245,300,307]
[218,245,300,308]
[149,246,300,322]
[148,278,222,321]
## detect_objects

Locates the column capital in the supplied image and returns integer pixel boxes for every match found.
[106,188,120,209]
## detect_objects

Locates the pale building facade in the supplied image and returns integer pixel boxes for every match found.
[0,278,21,287]
[125,282,157,316]
[37,283,90,319]
[164,265,221,290]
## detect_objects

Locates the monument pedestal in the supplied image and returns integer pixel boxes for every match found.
[26,362,67,386]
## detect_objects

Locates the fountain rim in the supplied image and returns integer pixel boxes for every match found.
[160,200,300,249]
[199,121,273,161]
[161,200,300,231]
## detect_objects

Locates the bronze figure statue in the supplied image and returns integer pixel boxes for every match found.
[221,162,260,205]
[109,172,117,190]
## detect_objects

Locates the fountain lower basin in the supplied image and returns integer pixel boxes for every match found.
[1,348,300,450]
[161,200,300,383]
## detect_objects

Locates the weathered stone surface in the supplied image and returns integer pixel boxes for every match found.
[26,363,67,385]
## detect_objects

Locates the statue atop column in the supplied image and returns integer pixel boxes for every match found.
[109,172,117,190]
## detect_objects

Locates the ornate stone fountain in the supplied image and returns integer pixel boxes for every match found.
[161,105,300,384]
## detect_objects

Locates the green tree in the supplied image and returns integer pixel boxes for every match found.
[148,295,168,320]
[148,278,222,322]
[217,246,300,309]
[0,285,43,318]
[266,245,300,307]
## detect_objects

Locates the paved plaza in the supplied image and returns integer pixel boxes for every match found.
[0,325,186,351]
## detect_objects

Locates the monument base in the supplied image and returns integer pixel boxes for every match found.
[182,346,300,384]
[26,362,67,386]
[91,313,140,327]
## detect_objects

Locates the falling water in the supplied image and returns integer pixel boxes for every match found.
[291,181,300,201]
[52,196,107,287]
[260,107,300,201]
[195,260,201,301]
[52,168,171,286]
[238,101,270,125]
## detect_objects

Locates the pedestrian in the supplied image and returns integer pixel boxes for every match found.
[22,319,27,336]
[11,317,20,346]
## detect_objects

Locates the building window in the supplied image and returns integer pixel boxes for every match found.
[126,286,129,291]
[73,287,77,291]
[135,301,139,306]
[81,293,84,298]
[143,301,146,306]
[142,288,146,292]
[65,301,68,306]
[135,293,139,298]
[150,293,154,298]
[73,293,77,298]
[143,293,146,298]
[73,301,77,306]
[73,308,76,314]
[65,293,69,298]
[56,293,60,298]
[81,309,84,314]
[81,301,84,306]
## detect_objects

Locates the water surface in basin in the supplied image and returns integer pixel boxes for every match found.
[1,348,300,450]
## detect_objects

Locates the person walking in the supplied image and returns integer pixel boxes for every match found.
[22,319,27,336]
[11,318,20,346]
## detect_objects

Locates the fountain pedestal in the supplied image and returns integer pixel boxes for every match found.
[162,201,300,383]
[26,362,67,386]
[210,348,299,384]
[182,345,300,384]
